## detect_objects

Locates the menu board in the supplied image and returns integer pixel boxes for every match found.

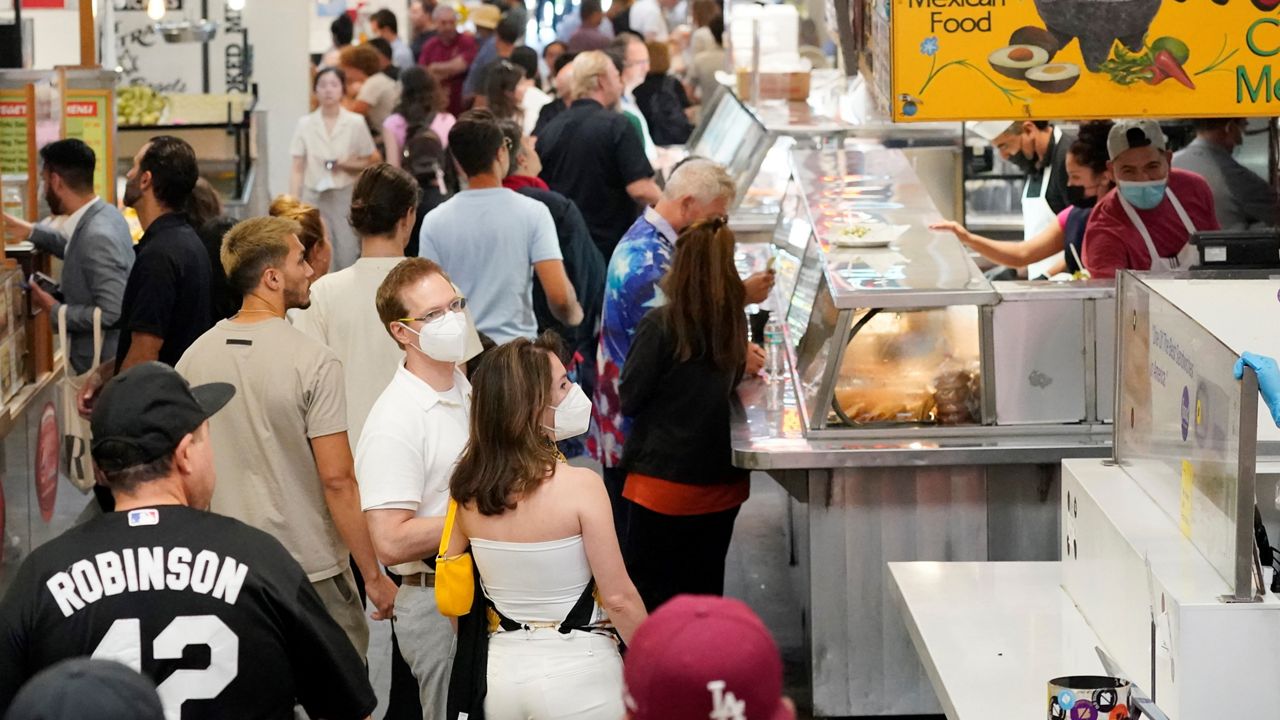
[688,90,771,202]
[63,90,113,201]
[770,179,810,312]
[795,273,841,425]
[786,234,825,355]
[890,0,1280,121]
[0,89,29,178]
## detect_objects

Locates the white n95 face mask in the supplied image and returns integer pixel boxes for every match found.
[546,383,592,441]
[402,311,467,363]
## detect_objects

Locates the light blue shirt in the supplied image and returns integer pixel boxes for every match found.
[418,188,563,343]
[390,37,415,70]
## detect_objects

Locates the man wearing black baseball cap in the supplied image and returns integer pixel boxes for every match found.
[0,363,377,720]
[88,361,234,510]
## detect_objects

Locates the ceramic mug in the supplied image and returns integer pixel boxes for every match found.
[1048,675,1132,720]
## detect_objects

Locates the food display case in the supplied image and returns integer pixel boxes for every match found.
[732,139,1118,717]
[684,87,851,241]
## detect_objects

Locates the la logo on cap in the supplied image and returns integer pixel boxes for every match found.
[708,680,746,720]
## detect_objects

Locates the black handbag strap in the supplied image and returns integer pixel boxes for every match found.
[490,578,614,638]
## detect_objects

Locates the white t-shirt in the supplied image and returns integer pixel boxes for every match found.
[628,0,669,41]
[290,108,376,192]
[521,85,553,138]
[291,257,483,453]
[418,188,563,343]
[356,364,471,576]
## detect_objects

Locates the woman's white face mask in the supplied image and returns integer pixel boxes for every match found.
[545,383,591,441]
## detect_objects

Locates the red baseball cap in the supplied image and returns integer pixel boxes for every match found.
[624,595,790,720]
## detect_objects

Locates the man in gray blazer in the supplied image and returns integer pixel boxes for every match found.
[1,139,134,375]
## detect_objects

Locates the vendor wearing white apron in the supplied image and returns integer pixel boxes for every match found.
[1081,119,1221,279]
[971,120,1075,277]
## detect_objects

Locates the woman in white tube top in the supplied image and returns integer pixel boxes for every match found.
[446,333,648,720]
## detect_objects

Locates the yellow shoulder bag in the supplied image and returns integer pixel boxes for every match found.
[435,498,476,617]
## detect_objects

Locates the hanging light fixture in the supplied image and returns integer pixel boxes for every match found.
[227,0,246,10]
[153,0,219,44]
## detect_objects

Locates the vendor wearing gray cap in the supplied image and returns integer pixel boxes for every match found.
[1081,119,1219,279]
[971,120,1075,252]
[0,363,376,720]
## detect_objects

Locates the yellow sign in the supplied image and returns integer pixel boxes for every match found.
[890,0,1280,121]
[63,89,114,203]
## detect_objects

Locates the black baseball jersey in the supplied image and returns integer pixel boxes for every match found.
[0,505,376,720]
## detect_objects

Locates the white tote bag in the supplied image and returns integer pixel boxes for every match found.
[58,305,103,493]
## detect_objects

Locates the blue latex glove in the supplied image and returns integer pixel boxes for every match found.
[1235,351,1280,426]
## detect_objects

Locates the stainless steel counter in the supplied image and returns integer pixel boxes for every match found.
[730,138,1115,718]
[733,375,1110,471]
[791,143,995,309]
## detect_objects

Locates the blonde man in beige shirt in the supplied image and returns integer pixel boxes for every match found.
[177,216,397,659]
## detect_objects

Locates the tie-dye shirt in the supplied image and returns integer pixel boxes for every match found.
[588,208,678,468]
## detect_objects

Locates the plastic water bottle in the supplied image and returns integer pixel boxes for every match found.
[764,316,785,382]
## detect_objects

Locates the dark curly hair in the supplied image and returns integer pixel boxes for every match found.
[1069,121,1113,176]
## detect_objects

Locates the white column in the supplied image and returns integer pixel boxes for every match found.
[243,0,310,199]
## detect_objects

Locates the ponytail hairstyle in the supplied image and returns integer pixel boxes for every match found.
[662,218,746,372]
[348,163,419,237]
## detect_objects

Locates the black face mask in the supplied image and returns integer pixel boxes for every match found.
[1008,151,1037,174]
[1066,185,1097,209]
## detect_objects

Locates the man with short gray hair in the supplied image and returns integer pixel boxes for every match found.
[588,158,774,539]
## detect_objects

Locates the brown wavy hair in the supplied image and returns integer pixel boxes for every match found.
[663,218,746,372]
[450,333,568,516]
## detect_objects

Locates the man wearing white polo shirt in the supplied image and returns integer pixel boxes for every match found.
[356,257,471,718]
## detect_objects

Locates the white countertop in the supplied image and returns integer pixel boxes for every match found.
[888,561,1108,720]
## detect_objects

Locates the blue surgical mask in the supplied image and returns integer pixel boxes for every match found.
[1117,178,1167,210]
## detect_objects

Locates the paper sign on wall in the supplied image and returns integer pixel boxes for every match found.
[63,90,113,201]
[0,91,29,178]
[890,0,1280,121]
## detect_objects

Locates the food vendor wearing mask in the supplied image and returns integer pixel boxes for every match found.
[972,120,1075,245]
[1172,118,1280,231]
[932,120,1113,278]
[1081,119,1219,279]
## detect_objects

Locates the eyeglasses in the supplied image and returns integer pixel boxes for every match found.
[502,136,514,151]
[398,296,467,325]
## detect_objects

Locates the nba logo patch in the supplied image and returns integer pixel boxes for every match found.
[128,509,159,527]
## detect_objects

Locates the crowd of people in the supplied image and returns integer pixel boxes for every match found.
[6,4,1277,720]
[0,2,786,716]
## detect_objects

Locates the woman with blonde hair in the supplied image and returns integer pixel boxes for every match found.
[445,333,646,720]
[269,194,334,280]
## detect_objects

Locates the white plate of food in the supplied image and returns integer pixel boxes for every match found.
[831,224,909,248]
